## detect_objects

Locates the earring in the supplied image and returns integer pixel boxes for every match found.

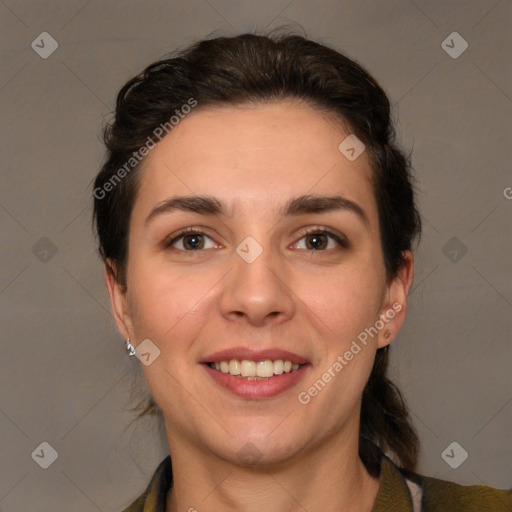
[384,330,392,340]
[125,338,136,356]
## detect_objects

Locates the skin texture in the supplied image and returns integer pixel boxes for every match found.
[106,100,414,512]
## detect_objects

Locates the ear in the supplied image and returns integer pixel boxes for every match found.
[376,250,414,349]
[104,260,135,341]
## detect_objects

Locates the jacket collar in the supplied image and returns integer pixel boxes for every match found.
[371,454,416,511]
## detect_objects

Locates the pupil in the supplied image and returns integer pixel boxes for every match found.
[185,235,203,249]
[308,234,326,250]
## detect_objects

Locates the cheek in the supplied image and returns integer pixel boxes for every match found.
[292,267,383,399]
[295,273,380,417]
[127,252,384,352]
[126,258,232,373]
[126,260,220,349]
[299,267,383,339]
[125,268,214,413]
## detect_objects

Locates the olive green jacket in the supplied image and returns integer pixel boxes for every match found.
[122,453,510,511]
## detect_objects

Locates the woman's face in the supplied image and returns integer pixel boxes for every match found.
[107,100,411,466]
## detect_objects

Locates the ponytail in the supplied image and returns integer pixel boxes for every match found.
[359,346,420,475]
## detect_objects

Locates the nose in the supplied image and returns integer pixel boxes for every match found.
[219,237,296,327]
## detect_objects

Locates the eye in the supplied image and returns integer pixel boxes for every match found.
[165,227,349,253]
[165,228,218,251]
[294,228,349,251]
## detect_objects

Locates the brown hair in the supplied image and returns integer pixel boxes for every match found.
[93,31,421,474]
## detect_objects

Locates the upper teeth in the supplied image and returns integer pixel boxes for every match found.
[211,359,301,377]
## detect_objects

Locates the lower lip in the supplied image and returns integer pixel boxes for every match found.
[203,364,310,399]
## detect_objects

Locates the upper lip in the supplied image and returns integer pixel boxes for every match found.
[201,347,309,365]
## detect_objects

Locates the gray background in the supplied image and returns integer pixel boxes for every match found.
[0,0,510,510]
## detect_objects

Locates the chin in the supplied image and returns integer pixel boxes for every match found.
[217,430,306,468]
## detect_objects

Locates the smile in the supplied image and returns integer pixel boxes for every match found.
[203,361,310,399]
[208,359,303,379]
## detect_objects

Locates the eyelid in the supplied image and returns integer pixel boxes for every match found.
[164,226,349,251]
[163,227,214,249]
[295,226,349,250]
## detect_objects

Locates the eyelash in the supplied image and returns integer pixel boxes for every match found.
[164,227,349,252]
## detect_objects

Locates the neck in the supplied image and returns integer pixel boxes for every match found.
[164,425,380,512]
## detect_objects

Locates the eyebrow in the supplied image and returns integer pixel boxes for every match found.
[145,194,369,227]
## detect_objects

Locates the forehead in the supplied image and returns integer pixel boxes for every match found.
[134,101,377,222]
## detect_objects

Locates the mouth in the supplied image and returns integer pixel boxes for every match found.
[207,359,304,380]
[201,359,311,400]
[201,348,311,399]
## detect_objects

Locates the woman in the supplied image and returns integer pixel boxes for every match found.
[93,33,509,511]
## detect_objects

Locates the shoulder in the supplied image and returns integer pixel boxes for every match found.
[377,454,510,512]
[405,470,510,512]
